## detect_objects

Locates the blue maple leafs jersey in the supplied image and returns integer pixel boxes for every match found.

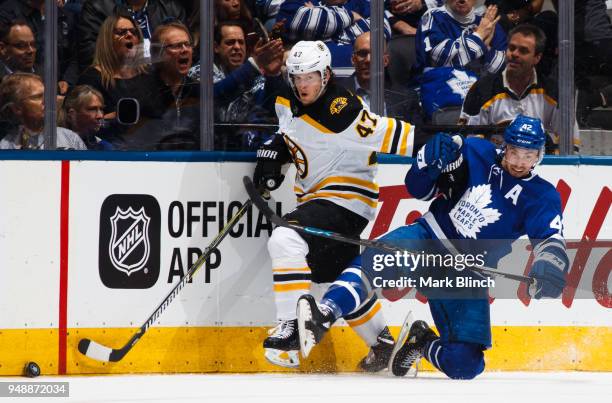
[414,6,507,117]
[406,137,564,264]
[415,6,507,74]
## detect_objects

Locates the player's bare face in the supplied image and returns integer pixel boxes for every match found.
[292,72,323,106]
[502,144,539,178]
[446,0,475,16]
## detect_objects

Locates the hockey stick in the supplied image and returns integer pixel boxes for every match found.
[78,199,252,363]
[243,176,537,288]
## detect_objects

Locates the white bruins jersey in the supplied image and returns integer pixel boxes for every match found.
[276,84,416,220]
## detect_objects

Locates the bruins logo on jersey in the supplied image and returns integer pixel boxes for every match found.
[330,97,348,115]
[284,136,308,179]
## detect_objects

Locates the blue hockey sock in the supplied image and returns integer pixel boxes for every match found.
[423,340,485,380]
[321,266,369,319]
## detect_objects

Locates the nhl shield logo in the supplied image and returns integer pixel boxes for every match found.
[109,207,151,276]
[99,194,160,289]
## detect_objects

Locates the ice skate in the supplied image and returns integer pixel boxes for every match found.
[391,320,438,377]
[358,326,395,372]
[263,319,300,368]
[297,294,335,358]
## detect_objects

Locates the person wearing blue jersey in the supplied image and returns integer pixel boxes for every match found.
[415,0,507,121]
[296,114,569,379]
[275,0,392,67]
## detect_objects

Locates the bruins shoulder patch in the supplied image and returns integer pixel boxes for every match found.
[299,84,361,133]
[330,97,348,115]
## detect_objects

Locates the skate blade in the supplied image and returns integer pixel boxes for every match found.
[388,310,414,374]
[297,298,315,358]
[411,358,420,378]
[264,349,300,368]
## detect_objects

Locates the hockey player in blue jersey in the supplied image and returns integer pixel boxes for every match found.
[296,114,569,379]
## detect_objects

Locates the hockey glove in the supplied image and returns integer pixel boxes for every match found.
[528,248,568,299]
[253,136,289,192]
[417,132,461,180]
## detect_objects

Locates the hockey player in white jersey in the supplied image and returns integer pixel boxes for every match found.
[253,40,426,369]
[295,115,569,379]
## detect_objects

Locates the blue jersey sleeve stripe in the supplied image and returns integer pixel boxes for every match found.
[466,37,484,59]
[431,39,451,65]
[314,8,327,38]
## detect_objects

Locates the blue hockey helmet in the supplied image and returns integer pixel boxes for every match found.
[503,115,546,151]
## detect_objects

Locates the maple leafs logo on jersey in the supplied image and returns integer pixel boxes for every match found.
[450,184,501,239]
[447,69,477,98]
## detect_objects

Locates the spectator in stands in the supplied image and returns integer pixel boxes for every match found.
[152,21,198,109]
[0,20,38,81]
[386,0,443,36]
[77,0,186,73]
[77,12,163,149]
[485,0,543,32]
[0,0,75,94]
[215,0,253,25]
[213,20,284,150]
[0,2,45,62]
[0,73,86,149]
[77,13,153,117]
[485,0,556,77]
[338,32,423,124]
[144,21,200,149]
[276,0,392,67]
[58,85,113,150]
[255,0,283,28]
[415,0,507,123]
[460,24,579,152]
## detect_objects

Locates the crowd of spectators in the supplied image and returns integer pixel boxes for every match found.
[0,0,608,152]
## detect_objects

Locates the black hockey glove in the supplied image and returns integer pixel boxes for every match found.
[253,135,290,192]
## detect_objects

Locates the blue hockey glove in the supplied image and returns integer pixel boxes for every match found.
[417,133,461,180]
[528,251,568,299]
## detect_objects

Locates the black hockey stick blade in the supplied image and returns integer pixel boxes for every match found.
[244,176,539,287]
[78,198,252,363]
